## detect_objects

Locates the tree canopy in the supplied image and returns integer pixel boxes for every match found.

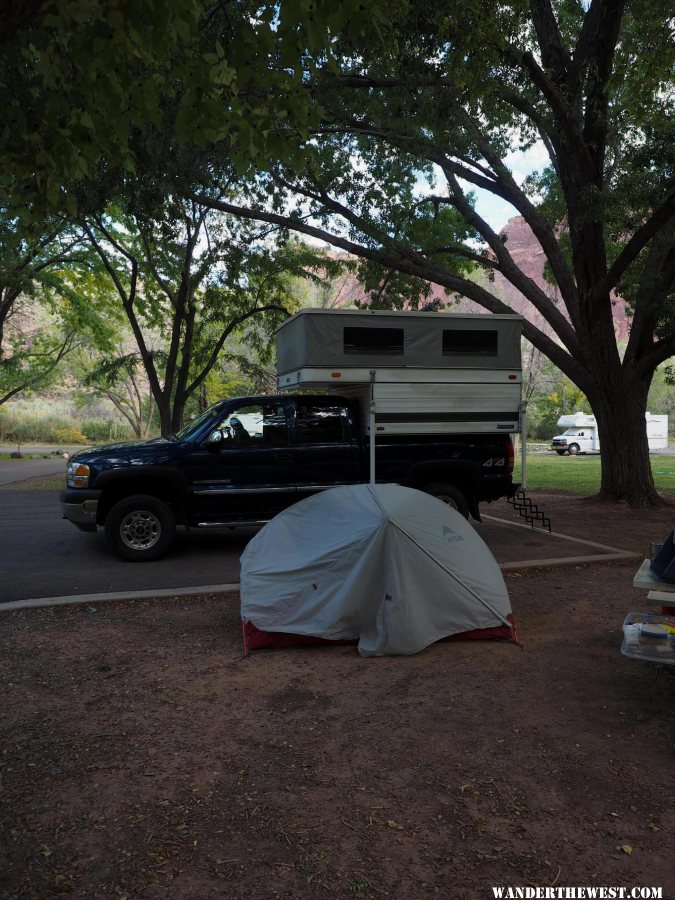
[0,206,111,404]
[191,0,674,505]
[0,0,380,216]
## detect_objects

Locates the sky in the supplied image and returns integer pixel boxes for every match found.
[463,141,551,232]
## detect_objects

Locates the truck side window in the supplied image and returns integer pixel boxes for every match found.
[295,402,349,443]
[213,403,288,444]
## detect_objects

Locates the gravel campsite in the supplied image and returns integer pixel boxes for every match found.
[2,493,674,899]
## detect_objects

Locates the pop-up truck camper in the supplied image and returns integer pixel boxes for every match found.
[60,308,532,560]
[276,308,524,438]
[551,412,668,455]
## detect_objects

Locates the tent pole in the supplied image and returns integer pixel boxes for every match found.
[369,370,376,485]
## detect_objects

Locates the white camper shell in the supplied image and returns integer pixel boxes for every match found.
[551,412,669,455]
[276,309,524,437]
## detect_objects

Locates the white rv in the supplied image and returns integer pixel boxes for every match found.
[551,412,669,455]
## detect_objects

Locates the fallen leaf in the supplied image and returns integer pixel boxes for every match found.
[617,844,633,855]
[387,820,403,830]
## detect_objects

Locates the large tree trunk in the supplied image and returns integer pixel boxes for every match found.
[589,371,661,507]
[156,395,173,438]
[170,397,186,436]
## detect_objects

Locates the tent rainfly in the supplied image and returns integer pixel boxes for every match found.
[240,483,515,657]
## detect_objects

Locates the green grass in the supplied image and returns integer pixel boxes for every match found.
[518,452,675,495]
[0,452,56,460]
[0,473,64,492]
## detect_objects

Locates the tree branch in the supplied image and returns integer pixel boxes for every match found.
[139,228,178,307]
[637,333,675,377]
[0,332,76,406]
[189,191,592,389]
[439,167,582,355]
[597,186,675,298]
[186,304,288,397]
[311,113,580,326]
[573,0,625,177]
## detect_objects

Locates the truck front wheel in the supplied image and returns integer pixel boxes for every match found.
[105,494,176,561]
[422,482,470,519]
[567,443,580,455]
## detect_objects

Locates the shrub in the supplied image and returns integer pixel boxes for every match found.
[0,401,133,445]
[81,419,134,443]
[52,426,88,444]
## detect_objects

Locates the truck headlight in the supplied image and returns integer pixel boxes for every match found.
[67,462,91,488]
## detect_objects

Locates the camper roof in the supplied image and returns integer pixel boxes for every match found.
[276,308,523,374]
[557,413,596,428]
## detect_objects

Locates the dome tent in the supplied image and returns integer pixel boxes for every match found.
[240,484,515,657]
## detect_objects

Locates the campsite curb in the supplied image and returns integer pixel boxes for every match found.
[499,552,640,570]
[0,583,238,612]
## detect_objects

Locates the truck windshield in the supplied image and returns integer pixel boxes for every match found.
[173,406,223,441]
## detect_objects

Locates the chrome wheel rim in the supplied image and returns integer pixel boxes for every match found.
[120,510,161,551]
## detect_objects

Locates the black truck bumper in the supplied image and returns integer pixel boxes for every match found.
[59,489,102,532]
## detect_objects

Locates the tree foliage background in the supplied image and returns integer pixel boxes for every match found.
[190,0,674,505]
[1,0,673,507]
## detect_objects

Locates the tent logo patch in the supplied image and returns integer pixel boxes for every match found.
[442,526,464,544]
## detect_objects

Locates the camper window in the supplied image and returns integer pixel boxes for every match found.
[442,329,498,356]
[343,326,404,356]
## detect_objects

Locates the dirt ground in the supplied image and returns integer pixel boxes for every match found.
[2,492,674,900]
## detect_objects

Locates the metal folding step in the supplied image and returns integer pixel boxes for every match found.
[507,489,552,532]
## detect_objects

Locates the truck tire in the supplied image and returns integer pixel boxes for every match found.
[105,494,176,561]
[422,482,470,519]
[567,443,580,455]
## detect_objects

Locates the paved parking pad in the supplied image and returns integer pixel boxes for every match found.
[1,491,638,606]
[0,492,255,604]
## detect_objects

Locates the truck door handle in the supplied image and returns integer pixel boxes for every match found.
[274,454,292,462]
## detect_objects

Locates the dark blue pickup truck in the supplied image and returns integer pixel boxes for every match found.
[60,394,517,560]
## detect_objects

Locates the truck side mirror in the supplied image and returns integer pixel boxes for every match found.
[205,429,224,450]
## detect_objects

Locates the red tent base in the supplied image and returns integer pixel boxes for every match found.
[242,616,516,655]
